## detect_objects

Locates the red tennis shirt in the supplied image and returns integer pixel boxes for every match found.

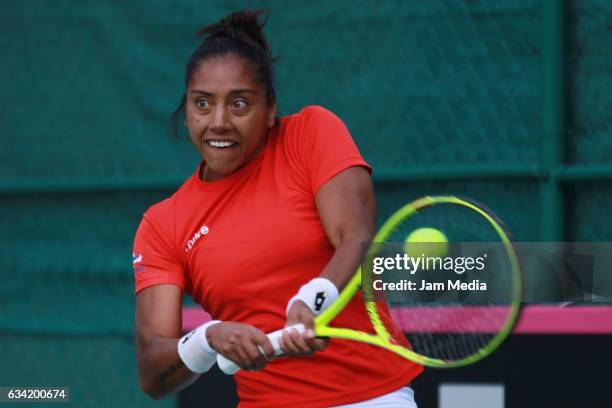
[133,106,423,407]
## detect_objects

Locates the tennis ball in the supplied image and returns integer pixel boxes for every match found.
[404,228,449,258]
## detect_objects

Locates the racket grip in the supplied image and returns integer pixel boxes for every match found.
[216,323,306,375]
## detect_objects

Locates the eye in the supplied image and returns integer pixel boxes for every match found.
[231,99,248,109]
[196,98,209,109]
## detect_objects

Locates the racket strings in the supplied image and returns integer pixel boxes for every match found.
[396,304,505,360]
[367,200,518,363]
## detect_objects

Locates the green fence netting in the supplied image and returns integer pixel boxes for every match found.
[1,1,610,407]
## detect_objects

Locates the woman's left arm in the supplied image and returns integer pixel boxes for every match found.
[314,166,376,288]
[280,166,375,355]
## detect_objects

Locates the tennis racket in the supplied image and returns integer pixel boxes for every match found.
[217,195,521,373]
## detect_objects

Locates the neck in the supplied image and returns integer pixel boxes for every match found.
[201,164,208,182]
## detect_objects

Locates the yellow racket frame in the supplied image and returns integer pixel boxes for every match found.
[313,195,522,368]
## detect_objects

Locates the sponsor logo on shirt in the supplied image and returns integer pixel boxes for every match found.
[186,225,209,252]
[132,252,144,272]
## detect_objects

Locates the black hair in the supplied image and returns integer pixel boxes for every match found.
[171,10,277,137]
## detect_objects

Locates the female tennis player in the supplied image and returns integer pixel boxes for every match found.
[133,10,422,407]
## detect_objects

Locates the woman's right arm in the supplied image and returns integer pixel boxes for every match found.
[135,284,277,399]
[135,284,199,400]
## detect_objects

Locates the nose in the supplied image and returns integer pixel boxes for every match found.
[210,106,231,133]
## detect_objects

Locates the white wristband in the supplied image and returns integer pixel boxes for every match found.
[177,320,221,374]
[286,278,339,316]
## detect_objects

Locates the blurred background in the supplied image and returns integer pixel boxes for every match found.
[1,1,610,407]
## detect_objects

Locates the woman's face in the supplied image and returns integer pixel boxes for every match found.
[185,54,276,181]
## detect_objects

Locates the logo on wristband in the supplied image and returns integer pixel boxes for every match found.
[314,292,327,312]
[182,330,196,344]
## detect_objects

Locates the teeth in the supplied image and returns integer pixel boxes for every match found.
[208,140,236,148]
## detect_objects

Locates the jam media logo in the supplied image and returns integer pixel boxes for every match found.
[185,225,209,252]
[132,252,144,272]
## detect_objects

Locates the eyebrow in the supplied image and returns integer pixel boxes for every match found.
[189,89,259,97]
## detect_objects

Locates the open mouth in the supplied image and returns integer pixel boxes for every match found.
[206,140,238,149]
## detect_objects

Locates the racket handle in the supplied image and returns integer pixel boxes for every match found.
[216,323,306,375]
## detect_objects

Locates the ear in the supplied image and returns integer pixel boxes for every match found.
[267,101,277,128]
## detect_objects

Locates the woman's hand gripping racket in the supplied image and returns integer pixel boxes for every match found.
[217,196,522,373]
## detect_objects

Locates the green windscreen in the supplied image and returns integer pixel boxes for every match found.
[1,1,610,406]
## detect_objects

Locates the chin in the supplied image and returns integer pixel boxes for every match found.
[207,164,239,180]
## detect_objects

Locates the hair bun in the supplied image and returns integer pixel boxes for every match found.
[196,10,271,54]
